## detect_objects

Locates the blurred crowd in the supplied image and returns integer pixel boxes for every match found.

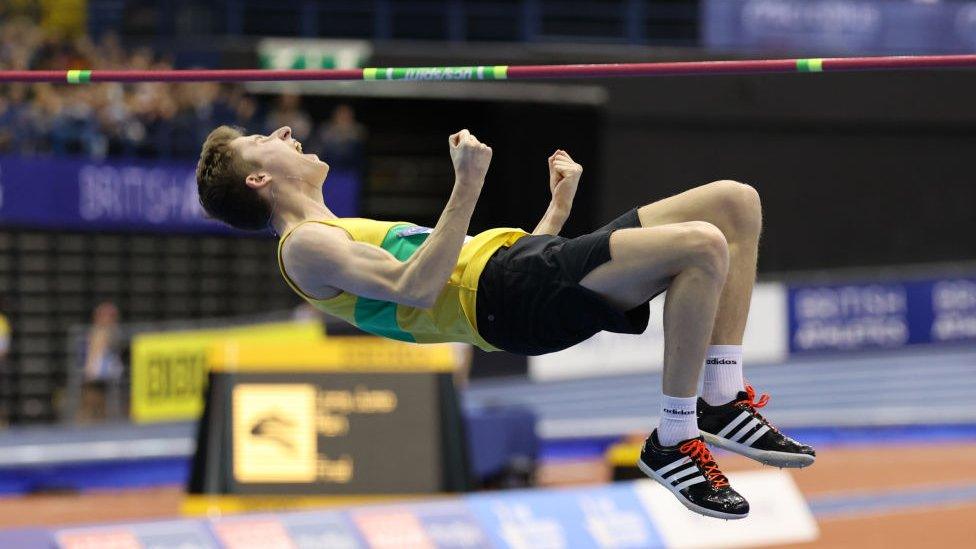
[0,16,259,158]
[0,16,366,166]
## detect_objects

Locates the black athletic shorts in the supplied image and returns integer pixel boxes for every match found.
[475,208,652,356]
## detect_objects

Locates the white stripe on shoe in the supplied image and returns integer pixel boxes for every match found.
[733,418,763,443]
[702,431,816,468]
[716,411,751,438]
[636,459,749,520]
[741,425,770,447]
[672,475,707,492]
[655,456,692,476]
[666,464,700,483]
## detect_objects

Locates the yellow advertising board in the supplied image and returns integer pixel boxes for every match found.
[130,321,324,423]
[209,336,456,373]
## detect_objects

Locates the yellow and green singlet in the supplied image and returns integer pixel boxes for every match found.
[277,218,527,351]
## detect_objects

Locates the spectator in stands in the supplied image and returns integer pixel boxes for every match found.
[265,93,312,143]
[48,86,102,156]
[80,301,124,422]
[0,2,41,22]
[0,91,17,152]
[0,297,10,427]
[231,90,260,130]
[311,103,366,173]
[95,31,126,69]
[0,85,30,153]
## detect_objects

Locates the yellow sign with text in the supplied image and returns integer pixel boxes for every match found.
[130,321,324,423]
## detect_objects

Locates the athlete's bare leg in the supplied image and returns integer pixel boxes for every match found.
[578,180,759,397]
[598,181,813,477]
[579,222,729,397]
[635,180,762,344]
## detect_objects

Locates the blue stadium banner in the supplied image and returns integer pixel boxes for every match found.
[467,482,662,548]
[280,510,365,548]
[350,501,490,548]
[788,277,976,354]
[0,155,358,233]
[704,0,976,55]
[29,473,815,549]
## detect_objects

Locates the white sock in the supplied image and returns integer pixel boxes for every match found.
[701,344,745,406]
[657,395,699,446]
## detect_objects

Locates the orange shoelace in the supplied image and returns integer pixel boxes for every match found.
[678,439,729,488]
[736,384,770,410]
[736,384,779,433]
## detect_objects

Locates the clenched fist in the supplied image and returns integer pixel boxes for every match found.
[548,149,582,209]
[449,129,492,188]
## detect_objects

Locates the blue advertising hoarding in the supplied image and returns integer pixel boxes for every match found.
[280,511,364,548]
[19,472,814,549]
[467,482,662,548]
[0,155,358,234]
[350,501,491,548]
[43,484,665,549]
[788,277,976,354]
[704,0,976,55]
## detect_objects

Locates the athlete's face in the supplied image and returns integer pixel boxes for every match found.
[232,126,329,190]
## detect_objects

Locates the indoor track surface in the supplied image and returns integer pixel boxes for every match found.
[1,346,973,547]
[466,346,976,438]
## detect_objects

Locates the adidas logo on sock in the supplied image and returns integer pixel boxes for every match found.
[706,358,738,365]
[663,408,696,415]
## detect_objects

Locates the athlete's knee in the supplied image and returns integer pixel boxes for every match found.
[676,221,729,278]
[707,180,762,237]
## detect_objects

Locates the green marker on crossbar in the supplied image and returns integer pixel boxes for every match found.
[66,70,92,84]
[796,59,824,73]
[363,66,509,81]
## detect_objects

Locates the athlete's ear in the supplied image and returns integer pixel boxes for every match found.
[245,172,271,190]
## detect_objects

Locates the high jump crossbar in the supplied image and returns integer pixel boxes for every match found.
[3,54,976,83]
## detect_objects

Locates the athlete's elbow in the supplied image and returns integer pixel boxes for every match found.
[402,294,436,310]
[396,284,438,309]
[396,268,441,309]
[412,288,440,309]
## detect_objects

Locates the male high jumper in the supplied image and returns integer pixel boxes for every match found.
[196,125,814,519]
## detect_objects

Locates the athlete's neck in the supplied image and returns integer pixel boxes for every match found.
[271,182,336,237]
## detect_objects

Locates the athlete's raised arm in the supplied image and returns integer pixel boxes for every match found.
[533,149,582,235]
[282,129,491,309]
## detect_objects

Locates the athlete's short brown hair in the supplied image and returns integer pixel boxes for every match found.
[196,125,270,231]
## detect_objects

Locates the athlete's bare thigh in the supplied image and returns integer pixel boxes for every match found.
[579,221,725,310]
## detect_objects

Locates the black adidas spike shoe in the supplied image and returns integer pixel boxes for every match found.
[637,431,749,520]
[698,385,816,468]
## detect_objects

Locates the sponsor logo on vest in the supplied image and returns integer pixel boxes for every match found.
[397,226,434,237]
[706,358,739,365]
